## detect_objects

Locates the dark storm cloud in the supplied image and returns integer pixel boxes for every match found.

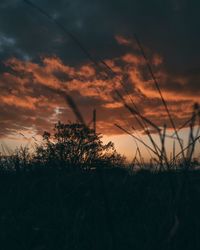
[0,0,199,70]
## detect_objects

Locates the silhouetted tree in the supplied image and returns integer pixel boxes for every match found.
[35,121,125,170]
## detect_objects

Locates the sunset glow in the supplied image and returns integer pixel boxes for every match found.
[0,0,199,162]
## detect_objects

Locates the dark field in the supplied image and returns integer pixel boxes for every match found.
[0,168,200,250]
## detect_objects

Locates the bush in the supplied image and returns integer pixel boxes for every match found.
[34,121,125,170]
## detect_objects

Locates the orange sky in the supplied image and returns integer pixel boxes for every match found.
[0,35,200,162]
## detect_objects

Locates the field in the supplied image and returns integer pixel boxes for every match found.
[0,167,200,250]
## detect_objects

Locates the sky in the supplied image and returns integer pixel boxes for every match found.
[0,0,200,161]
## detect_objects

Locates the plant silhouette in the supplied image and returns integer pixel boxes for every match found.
[35,121,125,170]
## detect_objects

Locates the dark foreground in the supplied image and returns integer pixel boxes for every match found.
[0,168,200,250]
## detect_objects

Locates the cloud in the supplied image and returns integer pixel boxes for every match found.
[0,36,199,139]
[115,35,132,46]
[0,0,199,71]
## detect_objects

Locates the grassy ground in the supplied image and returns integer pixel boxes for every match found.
[0,168,200,250]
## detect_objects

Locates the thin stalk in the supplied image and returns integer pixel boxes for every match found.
[134,34,186,163]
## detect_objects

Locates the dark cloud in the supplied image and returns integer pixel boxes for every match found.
[0,0,199,140]
[0,0,199,70]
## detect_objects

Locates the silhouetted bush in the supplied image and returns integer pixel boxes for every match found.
[33,121,125,171]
